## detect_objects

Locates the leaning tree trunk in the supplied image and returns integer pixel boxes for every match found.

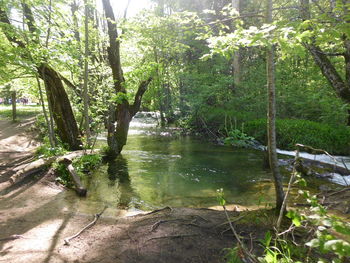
[300,0,350,124]
[38,65,82,150]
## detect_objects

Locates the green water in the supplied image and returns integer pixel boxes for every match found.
[82,120,277,213]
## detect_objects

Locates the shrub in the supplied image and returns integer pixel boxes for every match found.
[244,119,350,155]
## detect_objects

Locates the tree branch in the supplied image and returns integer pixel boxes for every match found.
[130,77,153,116]
[0,8,26,48]
[59,73,81,96]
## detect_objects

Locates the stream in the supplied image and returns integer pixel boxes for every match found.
[69,114,342,217]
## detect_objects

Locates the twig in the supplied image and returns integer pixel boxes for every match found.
[150,219,180,232]
[215,214,246,228]
[64,206,107,246]
[276,146,300,231]
[277,223,295,236]
[223,205,258,263]
[326,187,350,197]
[0,234,24,241]
[143,206,172,216]
[146,234,200,242]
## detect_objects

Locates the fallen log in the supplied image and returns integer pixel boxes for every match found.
[0,157,56,192]
[60,158,87,196]
[0,150,99,194]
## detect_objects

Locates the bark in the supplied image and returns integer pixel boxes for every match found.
[11,90,16,121]
[62,159,87,196]
[232,0,241,91]
[38,65,82,150]
[102,0,152,157]
[266,0,285,211]
[83,0,90,146]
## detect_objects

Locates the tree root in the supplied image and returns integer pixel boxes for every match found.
[146,234,200,242]
[143,206,172,216]
[64,206,107,246]
[150,218,200,232]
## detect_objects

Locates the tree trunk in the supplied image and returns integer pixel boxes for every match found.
[36,76,55,147]
[11,90,16,122]
[83,0,90,146]
[300,0,350,123]
[39,65,82,150]
[266,0,285,211]
[102,0,152,157]
[232,0,241,91]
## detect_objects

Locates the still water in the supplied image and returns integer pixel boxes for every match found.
[79,115,277,215]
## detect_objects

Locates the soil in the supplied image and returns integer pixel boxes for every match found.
[0,117,349,263]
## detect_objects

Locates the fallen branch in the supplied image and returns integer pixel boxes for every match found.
[326,187,350,197]
[223,205,258,263]
[64,206,107,246]
[60,158,87,196]
[150,218,200,232]
[144,206,172,216]
[0,234,24,241]
[215,214,246,228]
[146,234,200,242]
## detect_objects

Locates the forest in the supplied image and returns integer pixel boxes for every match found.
[0,0,350,262]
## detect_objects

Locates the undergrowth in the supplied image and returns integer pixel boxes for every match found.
[244,119,350,155]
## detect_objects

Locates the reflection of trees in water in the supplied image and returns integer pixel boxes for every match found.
[107,155,133,209]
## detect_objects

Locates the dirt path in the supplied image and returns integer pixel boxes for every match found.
[0,118,39,174]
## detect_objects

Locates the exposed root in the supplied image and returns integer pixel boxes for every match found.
[146,234,200,242]
[144,206,172,216]
[64,206,107,246]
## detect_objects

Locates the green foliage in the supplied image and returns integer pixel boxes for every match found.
[216,188,226,206]
[35,144,66,158]
[223,247,244,263]
[293,189,350,263]
[73,154,102,174]
[54,153,102,187]
[244,119,350,155]
[53,162,73,187]
[223,129,256,148]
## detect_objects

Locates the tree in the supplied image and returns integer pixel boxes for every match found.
[0,2,82,150]
[299,0,350,124]
[266,0,284,211]
[102,0,152,157]
[231,0,241,91]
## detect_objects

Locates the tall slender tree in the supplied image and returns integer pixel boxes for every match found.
[266,0,285,211]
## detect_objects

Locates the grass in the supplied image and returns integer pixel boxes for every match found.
[0,104,42,120]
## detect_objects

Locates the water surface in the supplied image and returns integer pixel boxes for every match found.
[81,116,277,214]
